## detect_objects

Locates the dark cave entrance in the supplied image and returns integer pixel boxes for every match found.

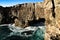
[28,18,45,26]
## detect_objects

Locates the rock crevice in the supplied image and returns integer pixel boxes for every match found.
[52,0,55,18]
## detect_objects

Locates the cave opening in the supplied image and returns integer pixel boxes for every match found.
[28,18,45,26]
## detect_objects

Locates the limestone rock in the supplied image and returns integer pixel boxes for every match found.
[10,3,45,27]
[44,0,60,40]
[54,0,60,7]
[44,0,56,40]
[54,0,60,28]
[35,2,44,20]
[44,0,54,26]
[55,7,60,28]
[11,3,35,27]
[0,3,44,27]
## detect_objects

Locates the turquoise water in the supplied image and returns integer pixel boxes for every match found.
[0,26,45,40]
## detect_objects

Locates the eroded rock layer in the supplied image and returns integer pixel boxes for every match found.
[0,0,60,40]
[44,0,60,40]
[0,2,44,27]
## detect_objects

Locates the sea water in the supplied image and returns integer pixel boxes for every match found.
[0,23,45,40]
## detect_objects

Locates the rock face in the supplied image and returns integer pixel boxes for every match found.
[44,0,54,25]
[0,2,44,28]
[44,0,55,40]
[12,3,35,27]
[35,2,44,20]
[44,0,60,40]
[54,0,60,28]
[1,0,60,40]
[11,3,44,27]
[54,0,60,39]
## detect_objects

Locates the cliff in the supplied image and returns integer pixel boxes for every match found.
[44,0,60,40]
[0,0,60,40]
[0,2,44,27]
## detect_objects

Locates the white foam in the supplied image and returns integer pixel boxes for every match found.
[8,24,45,37]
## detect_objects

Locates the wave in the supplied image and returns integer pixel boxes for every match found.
[0,23,45,40]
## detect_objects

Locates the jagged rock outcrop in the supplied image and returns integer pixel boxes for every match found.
[44,0,54,25]
[44,0,60,40]
[11,3,35,27]
[0,2,44,28]
[12,3,45,27]
[35,2,44,20]
[44,0,55,40]
[54,0,60,39]
[54,0,60,29]
[0,0,60,40]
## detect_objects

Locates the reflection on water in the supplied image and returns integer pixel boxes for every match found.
[0,22,45,40]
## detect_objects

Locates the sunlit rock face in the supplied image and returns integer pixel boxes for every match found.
[11,3,35,27]
[44,0,53,40]
[44,0,60,40]
[54,0,60,39]
[44,0,54,25]
[0,0,60,40]
[12,2,44,27]
[44,0,56,40]
[35,2,44,20]
[0,2,45,28]
[54,0,60,29]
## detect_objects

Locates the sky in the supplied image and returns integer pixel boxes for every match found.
[0,0,44,7]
